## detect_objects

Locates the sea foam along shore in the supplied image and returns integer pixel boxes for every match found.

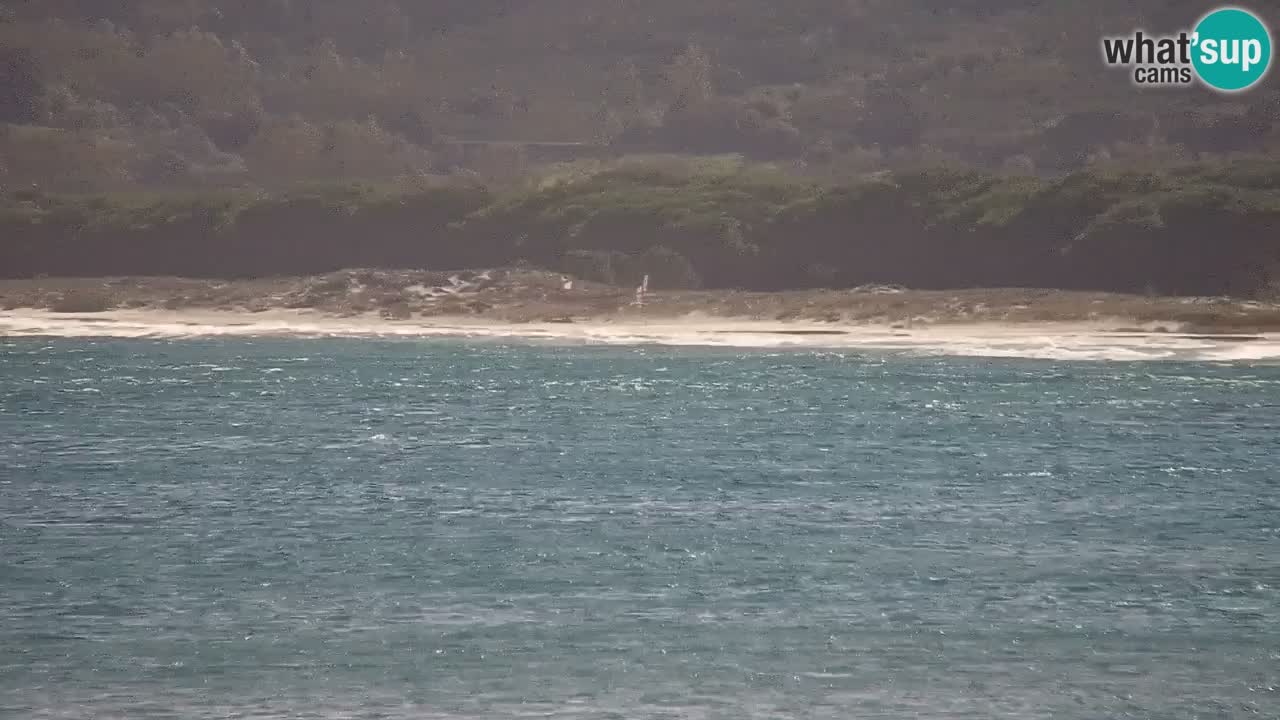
[2,309,1279,362]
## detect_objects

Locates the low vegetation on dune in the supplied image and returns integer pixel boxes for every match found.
[7,268,1280,334]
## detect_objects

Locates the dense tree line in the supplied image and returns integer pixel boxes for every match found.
[4,158,1279,298]
[0,1,1277,191]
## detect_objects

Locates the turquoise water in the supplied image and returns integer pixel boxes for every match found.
[2,338,1278,719]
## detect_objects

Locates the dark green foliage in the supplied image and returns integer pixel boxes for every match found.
[4,158,1280,297]
[561,249,630,286]
[200,105,263,152]
[2,1,1279,190]
[636,247,702,290]
[0,47,41,124]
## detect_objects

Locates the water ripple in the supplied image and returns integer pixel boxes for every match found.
[1,338,1278,719]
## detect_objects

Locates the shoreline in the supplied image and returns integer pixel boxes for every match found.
[4,270,1280,360]
[4,307,1279,362]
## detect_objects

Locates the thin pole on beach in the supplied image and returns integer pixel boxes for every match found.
[633,274,650,308]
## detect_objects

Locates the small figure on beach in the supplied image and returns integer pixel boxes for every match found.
[633,274,650,307]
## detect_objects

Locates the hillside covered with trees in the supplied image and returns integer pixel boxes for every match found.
[2,0,1278,190]
[2,1,1279,299]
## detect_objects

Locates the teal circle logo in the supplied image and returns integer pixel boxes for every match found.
[1192,7,1272,92]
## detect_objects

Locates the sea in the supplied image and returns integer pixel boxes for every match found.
[2,336,1278,719]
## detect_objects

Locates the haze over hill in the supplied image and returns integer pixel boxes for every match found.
[2,0,1278,189]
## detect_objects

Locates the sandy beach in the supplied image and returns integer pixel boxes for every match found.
[4,269,1280,361]
[3,307,1279,362]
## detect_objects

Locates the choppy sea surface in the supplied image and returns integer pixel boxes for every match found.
[2,338,1278,720]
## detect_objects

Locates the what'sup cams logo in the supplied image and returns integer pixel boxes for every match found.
[1102,6,1272,92]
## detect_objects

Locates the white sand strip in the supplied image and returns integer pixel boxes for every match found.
[2,309,1279,362]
